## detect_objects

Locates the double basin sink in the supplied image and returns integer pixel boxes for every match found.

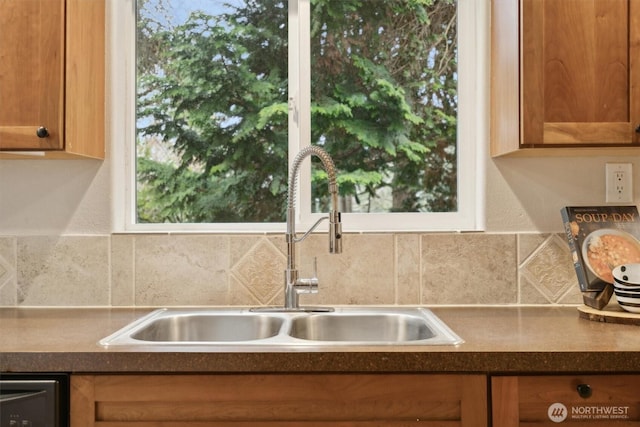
[100,307,463,348]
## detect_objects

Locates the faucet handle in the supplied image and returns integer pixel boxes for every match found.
[312,256,317,278]
[296,277,318,294]
[295,257,319,294]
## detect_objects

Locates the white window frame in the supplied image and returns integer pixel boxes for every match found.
[110,0,487,233]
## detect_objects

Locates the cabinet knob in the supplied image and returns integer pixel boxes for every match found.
[576,383,592,398]
[36,126,49,138]
[635,125,640,133]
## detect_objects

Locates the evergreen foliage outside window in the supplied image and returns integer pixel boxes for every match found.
[133,0,480,230]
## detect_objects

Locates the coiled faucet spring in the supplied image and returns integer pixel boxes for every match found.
[252,145,342,312]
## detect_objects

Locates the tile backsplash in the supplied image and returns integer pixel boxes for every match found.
[0,233,582,307]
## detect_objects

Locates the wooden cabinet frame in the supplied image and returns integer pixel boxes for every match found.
[71,374,488,426]
[492,375,640,426]
[0,0,105,159]
[491,0,640,157]
[0,0,65,151]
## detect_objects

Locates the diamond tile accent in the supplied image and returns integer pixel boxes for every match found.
[231,239,286,304]
[520,234,576,303]
[0,252,14,290]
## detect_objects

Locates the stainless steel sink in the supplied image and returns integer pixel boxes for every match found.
[99,307,462,347]
[130,313,284,342]
[289,313,435,342]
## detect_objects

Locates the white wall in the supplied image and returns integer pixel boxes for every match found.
[0,159,111,235]
[486,155,640,232]
[2,148,636,235]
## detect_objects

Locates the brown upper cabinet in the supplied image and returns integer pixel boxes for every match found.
[0,0,105,159]
[491,0,640,156]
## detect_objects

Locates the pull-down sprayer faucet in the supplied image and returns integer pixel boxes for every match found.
[253,145,342,312]
[284,145,342,311]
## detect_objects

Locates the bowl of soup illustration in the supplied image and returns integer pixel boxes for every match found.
[581,229,640,283]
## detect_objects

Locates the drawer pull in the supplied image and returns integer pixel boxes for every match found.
[576,383,592,398]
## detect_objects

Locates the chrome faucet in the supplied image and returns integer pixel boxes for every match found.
[285,145,342,311]
[253,145,342,312]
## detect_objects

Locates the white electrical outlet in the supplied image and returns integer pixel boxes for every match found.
[606,163,633,203]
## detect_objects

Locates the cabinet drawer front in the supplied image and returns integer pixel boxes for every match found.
[493,375,640,426]
[72,374,488,427]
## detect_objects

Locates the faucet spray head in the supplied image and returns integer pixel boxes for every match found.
[329,210,342,254]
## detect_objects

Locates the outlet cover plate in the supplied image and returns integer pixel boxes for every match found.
[606,163,633,203]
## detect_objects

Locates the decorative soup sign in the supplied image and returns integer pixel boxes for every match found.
[547,402,639,423]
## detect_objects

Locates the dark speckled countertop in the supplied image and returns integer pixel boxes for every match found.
[1,306,639,374]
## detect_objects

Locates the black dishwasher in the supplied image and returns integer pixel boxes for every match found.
[0,373,69,427]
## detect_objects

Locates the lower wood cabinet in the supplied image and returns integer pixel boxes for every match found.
[492,375,640,426]
[71,373,487,426]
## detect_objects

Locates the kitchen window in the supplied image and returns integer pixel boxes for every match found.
[111,0,487,232]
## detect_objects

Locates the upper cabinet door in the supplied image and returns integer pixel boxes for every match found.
[0,0,65,150]
[522,0,640,147]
